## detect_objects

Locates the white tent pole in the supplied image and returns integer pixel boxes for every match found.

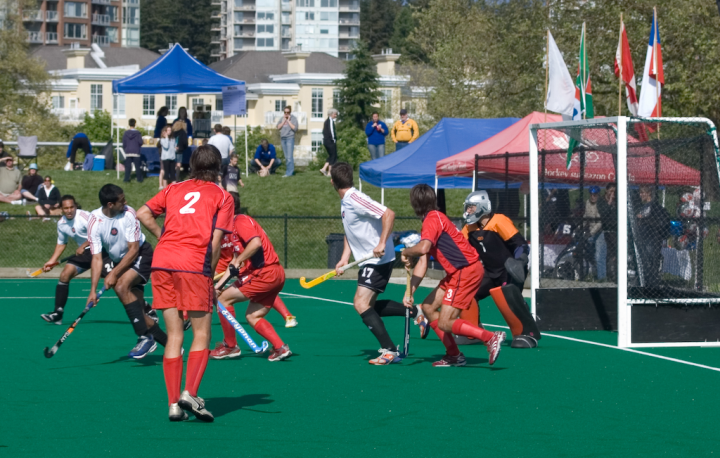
[524,194,527,239]
[359,177,362,192]
[381,187,384,205]
[434,175,438,194]
[529,127,539,319]
[472,171,476,191]
[244,113,248,177]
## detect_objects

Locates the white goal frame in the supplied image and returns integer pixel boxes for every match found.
[529,116,720,348]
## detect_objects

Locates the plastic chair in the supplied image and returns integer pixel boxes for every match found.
[17,136,38,169]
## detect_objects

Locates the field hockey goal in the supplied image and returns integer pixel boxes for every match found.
[529,117,720,348]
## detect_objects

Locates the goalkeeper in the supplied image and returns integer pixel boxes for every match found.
[461,191,540,348]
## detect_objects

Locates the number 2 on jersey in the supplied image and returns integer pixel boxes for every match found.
[180,192,200,214]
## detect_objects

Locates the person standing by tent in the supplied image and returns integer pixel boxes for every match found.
[391,109,419,151]
[173,107,193,140]
[65,133,92,171]
[154,106,169,139]
[122,119,144,183]
[365,112,389,160]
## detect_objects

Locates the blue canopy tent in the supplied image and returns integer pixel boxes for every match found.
[358,117,520,202]
[111,44,246,177]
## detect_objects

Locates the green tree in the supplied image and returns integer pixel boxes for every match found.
[389,3,427,63]
[335,41,382,130]
[140,0,213,64]
[360,0,400,54]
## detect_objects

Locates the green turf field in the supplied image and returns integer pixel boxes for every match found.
[2,278,719,457]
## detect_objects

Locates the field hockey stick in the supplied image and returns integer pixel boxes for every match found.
[27,255,73,278]
[217,301,269,354]
[44,287,106,358]
[299,254,376,289]
[399,270,412,358]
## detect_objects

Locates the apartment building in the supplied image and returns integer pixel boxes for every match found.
[22,0,140,47]
[213,0,359,61]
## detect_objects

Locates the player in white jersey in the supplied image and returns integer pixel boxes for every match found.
[40,195,115,325]
[331,162,420,365]
[86,184,167,359]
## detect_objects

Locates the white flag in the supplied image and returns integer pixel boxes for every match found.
[545,31,575,118]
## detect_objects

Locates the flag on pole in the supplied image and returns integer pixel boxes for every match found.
[567,23,593,169]
[545,30,575,118]
[614,20,639,116]
[638,9,663,118]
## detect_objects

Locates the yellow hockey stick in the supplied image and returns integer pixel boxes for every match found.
[299,254,375,289]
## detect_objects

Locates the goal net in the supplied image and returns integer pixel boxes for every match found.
[529,117,720,347]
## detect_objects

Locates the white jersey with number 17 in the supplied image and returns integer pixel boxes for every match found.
[87,205,146,263]
[340,187,395,267]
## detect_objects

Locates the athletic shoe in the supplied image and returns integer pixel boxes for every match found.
[128,335,157,359]
[284,315,298,328]
[268,344,292,361]
[369,349,402,365]
[183,319,192,331]
[178,390,214,422]
[416,313,430,339]
[209,342,241,360]
[168,403,188,422]
[432,353,466,367]
[145,303,159,324]
[10,200,22,205]
[486,331,506,366]
[41,312,63,325]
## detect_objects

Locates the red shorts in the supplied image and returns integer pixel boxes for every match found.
[233,264,285,307]
[438,262,484,310]
[151,270,214,313]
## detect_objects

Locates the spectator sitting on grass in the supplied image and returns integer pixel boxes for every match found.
[249,139,281,176]
[0,156,22,204]
[20,163,43,203]
[35,175,62,219]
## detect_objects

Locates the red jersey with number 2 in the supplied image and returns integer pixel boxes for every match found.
[145,179,234,277]
[232,214,279,272]
[421,210,479,274]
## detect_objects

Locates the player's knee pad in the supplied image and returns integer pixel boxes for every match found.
[489,284,540,348]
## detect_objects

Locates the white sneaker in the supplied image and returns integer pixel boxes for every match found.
[178,390,214,422]
[285,315,298,328]
[169,403,188,422]
[10,200,22,205]
[369,349,402,365]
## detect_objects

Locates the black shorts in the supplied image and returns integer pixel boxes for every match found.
[475,272,508,301]
[128,242,154,285]
[67,247,114,277]
[357,261,393,294]
[162,160,176,182]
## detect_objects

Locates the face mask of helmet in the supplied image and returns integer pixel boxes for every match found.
[463,191,491,225]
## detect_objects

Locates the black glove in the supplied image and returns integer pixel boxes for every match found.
[228,264,240,279]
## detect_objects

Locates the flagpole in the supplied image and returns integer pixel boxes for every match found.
[545,29,549,124]
[582,22,586,120]
[654,6,661,138]
[618,14,623,117]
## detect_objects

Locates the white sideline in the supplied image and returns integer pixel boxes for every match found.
[279,292,720,373]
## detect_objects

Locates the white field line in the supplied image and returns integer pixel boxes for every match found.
[279,292,720,373]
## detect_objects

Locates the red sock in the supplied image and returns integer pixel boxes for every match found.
[184,350,209,397]
[271,296,291,319]
[218,304,238,348]
[429,320,460,356]
[163,356,183,405]
[451,319,495,343]
[254,318,284,349]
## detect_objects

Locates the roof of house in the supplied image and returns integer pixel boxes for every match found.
[209,51,346,83]
[30,45,161,71]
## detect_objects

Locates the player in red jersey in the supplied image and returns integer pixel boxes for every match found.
[215,214,291,362]
[401,184,506,367]
[210,226,297,360]
[137,145,234,422]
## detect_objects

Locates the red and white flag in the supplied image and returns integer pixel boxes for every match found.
[614,20,638,116]
[638,9,664,118]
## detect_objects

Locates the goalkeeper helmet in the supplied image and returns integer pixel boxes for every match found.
[463,191,491,225]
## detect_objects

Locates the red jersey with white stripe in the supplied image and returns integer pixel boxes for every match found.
[340,187,394,267]
[421,210,479,274]
[231,215,279,272]
[144,179,234,277]
[216,233,239,273]
[88,206,145,263]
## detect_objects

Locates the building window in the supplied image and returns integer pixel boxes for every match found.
[90,84,103,111]
[123,7,139,25]
[108,6,118,22]
[257,24,273,33]
[256,37,274,47]
[256,0,274,6]
[234,38,243,49]
[63,2,86,17]
[107,27,118,43]
[320,0,337,6]
[234,0,242,6]
[64,23,86,39]
[282,12,290,23]
[275,100,288,112]
[216,97,223,111]
[143,95,155,117]
[320,29,328,34]
[191,98,205,109]
[165,95,177,117]
[297,12,314,21]
[320,11,337,21]
[333,89,341,108]
[113,94,125,116]
[257,11,274,20]
[311,88,323,119]
[296,0,314,6]
[311,131,323,153]
[52,96,65,109]
[380,89,392,119]
[234,12,243,23]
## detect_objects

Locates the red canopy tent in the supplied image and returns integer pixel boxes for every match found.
[435,112,700,186]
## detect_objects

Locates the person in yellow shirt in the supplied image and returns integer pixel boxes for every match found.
[391,109,419,150]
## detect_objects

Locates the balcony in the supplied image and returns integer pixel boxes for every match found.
[92,35,110,46]
[339,32,359,39]
[46,31,58,43]
[27,31,43,43]
[281,1,291,11]
[240,17,255,24]
[281,29,291,38]
[282,16,291,24]
[338,45,351,52]
[339,3,360,12]
[46,10,59,21]
[91,0,112,4]
[211,0,221,4]
[92,13,110,25]
[339,18,360,25]
[265,111,308,131]
[22,10,43,21]
[211,35,221,44]
[211,49,222,57]
[52,108,87,122]
[211,11,222,19]
[234,5,255,11]
[211,23,221,31]
[236,30,254,37]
